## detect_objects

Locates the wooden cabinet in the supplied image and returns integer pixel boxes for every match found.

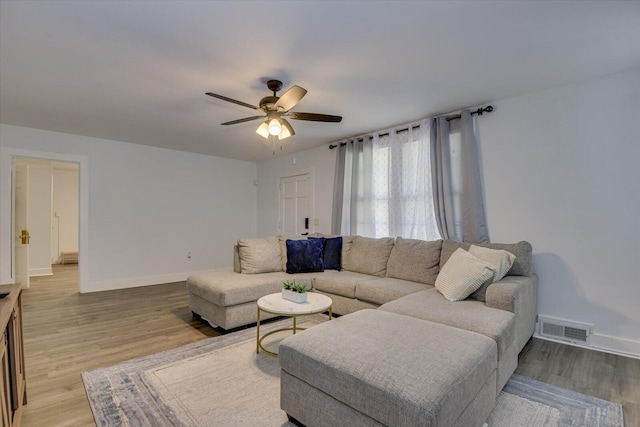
[1,332,12,427]
[0,285,26,427]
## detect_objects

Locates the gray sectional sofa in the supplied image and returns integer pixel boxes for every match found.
[186,235,537,427]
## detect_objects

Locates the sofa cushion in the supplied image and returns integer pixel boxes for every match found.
[343,236,395,277]
[435,248,495,301]
[279,309,497,427]
[379,288,515,363]
[237,236,282,274]
[340,235,355,269]
[386,237,441,285]
[355,277,432,306]
[286,238,325,274]
[313,271,374,299]
[186,271,293,306]
[468,245,516,301]
[441,240,533,277]
[308,236,342,270]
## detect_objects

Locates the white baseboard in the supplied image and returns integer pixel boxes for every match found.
[589,333,640,359]
[86,268,227,293]
[29,267,53,277]
[533,332,640,360]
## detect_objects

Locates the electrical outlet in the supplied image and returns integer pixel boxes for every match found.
[187,251,192,260]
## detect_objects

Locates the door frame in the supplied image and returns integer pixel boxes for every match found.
[0,147,89,292]
[278,169,314,237]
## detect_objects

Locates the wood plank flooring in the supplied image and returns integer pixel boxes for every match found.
[20,265,640,426]
[20,265,219,426]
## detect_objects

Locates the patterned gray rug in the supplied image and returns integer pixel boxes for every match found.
[82,316,623,427]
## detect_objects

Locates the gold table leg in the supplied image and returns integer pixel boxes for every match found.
[256,307,261,353]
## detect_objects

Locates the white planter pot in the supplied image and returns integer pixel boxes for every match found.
[282,289,307,304]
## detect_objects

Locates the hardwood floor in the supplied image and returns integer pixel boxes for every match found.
[516,337,640,426]
[21,264,219,426]
[20,265,640,426]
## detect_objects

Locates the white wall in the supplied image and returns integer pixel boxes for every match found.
[52,164,79,263]
[0,124,257,292]
[257,144,337,237]
[480,68,640,352]
[256,68,640,355]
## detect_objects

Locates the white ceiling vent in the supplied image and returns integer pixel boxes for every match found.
[538,316,593,345]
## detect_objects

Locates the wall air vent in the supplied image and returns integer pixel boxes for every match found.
[538,316,593,345]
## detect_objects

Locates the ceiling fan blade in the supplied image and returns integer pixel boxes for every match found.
[221,116,265,126]
[274,85,307,111]
[206,92,261,111]
[286,112,342,123]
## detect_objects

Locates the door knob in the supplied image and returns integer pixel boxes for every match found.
[20,229,30,245]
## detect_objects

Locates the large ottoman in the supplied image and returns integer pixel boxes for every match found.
[279,310,497,427]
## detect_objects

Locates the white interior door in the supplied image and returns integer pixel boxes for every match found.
[279,173,311,238]
[13,164,30,288]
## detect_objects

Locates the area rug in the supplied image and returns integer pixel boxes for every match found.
[82,316,623,427]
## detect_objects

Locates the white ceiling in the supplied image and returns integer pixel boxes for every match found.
[1,1,639,162]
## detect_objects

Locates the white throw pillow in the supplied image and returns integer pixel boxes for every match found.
[237,236,282,274]
[469,245,516,282]
[435,248,495,301]
[467,245,517,301]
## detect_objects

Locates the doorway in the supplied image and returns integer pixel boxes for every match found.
[12,157,79,287]
[1,147,88,293]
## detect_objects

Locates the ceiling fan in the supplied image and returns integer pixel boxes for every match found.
[206,79,342,141]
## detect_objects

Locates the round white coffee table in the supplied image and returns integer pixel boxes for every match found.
[256,292,332,357]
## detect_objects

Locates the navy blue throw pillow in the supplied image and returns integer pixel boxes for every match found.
[309,236,342,270]
[286,238,325,274]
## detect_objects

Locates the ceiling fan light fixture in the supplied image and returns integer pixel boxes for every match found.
[279,118,295,140]
[278,126,291,140]
[268,118,282,136]
[256,122,270,138]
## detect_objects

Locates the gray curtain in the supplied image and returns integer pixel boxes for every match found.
[430,110,489,243]
[331,139,371,236]
[331,143,347,235]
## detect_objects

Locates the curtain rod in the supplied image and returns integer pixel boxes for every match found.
[329,105,493,149]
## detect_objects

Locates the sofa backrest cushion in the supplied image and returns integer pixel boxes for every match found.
[286,238,325,274]
[233,245,241,273]
[440,240,533,277]
[341,236,355,269]
[386,238,442,285]
[343,236,395,277]
[237,236,282,274]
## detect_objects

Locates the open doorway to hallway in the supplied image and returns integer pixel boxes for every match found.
[12,157,79,289]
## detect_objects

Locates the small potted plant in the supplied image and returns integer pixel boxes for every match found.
[282,280,308,303]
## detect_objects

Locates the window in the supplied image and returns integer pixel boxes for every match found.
[340,119,441,241]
